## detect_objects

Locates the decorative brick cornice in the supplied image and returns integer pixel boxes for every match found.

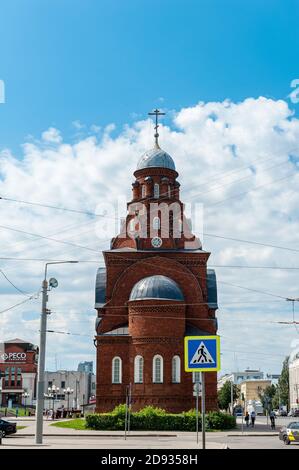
[132,337,181,344]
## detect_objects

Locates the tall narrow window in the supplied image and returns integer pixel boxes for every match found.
[17,368,22,387]
[153,216,160,230]
[168,185,171,198]
[5,367,9,386]
[172,356,181,383]
[134,355,144,383]
[153,355,163,383]
[141,185,146,198]
[112,357,122,384]
[154,183,159,199]
[11,367,15,386]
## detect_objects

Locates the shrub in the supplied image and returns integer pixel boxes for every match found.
[85,405,236,431]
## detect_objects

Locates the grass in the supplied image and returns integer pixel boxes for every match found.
[0,407,32,417]
[51,419,88,430]
[16,426,27,430]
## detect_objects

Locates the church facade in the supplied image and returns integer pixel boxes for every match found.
[94,112,218,413]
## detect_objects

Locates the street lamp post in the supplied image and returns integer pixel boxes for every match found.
[35,261,78,445]
[0,385,2,409]
[22,392,29,416]
[64,387,74,416]
[48,385,59,419]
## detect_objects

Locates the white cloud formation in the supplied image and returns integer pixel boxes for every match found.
[41,127,62,144]
[0,97,299,375]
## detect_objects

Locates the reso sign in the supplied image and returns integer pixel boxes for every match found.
[0,352,27,362]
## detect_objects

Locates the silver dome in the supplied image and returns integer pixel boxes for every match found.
[137,147,176,171]
[129,275,184,301]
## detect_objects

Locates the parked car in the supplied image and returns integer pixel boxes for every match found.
[279,421,299,445]
[233,406,243,417]
[0,419,17,437]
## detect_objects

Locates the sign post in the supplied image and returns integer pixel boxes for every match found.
[184,335,221,450]
[193,380,202,444]
[201,372,206,449]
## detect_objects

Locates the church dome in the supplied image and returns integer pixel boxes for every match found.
[137,147,176,171]
[129,275,184,301]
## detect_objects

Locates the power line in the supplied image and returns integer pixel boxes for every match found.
[0,224,101,253]
[206,170,297,208]
[204,232,299,254]
[0,294,39,315]
[2,256,299,271]
[0,195,108,218]
[0,268,31,297]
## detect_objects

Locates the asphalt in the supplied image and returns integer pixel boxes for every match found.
[0,415,297,449]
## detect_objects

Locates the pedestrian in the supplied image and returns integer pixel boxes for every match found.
[250,410,256,427]
[244,411,250,427]
[270,410,276,430]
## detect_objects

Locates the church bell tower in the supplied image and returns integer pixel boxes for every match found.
[94,110,218,413]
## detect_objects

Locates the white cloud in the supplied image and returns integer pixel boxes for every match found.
[41,127,62,144]
[1,97,299,374]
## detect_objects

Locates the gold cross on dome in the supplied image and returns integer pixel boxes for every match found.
[148,108,165,147]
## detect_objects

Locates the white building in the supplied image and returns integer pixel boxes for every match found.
[289,356,299,410]
[218,369,264,390]
[44,370,96,410]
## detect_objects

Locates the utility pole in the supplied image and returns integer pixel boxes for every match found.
[35,261,78,445]
[231,380,234,415]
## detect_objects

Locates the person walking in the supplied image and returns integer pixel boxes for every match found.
[244,411,250,427]
[270,410,276,430]
[250,410,256,427]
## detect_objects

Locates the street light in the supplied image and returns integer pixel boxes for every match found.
[35,261,78,445]
[64,387,74,416]
[22,392,29,416]
[0,385,2,409]
[47,385,59,419]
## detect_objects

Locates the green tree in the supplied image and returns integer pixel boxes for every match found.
[273,356,289,411]
[218,381,240,411]
[258,384,277,412]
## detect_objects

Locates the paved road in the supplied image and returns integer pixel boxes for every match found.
[1,416,299,449]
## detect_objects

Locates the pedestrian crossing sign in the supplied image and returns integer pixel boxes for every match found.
[184,335,220,372]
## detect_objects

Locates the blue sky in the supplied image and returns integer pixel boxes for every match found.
[1,1,299,375]
[1,0,299,153]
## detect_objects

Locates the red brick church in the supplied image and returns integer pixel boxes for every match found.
[95,110,218,413]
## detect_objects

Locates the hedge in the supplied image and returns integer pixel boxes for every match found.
[85,405,236,431]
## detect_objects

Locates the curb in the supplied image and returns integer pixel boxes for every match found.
[227,433,278,437]
[12,433,178,438]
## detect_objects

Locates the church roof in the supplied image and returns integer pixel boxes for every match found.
[137,146,176,171]
[129,275,184,301]
[207,269,218,309]
[95,267,106,308]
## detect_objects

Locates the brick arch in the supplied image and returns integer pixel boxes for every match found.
[109,256,203,308]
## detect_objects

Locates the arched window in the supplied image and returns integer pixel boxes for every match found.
[134,355,144,383]
[112,357,122,384]
[154,183,160,199]
[153,216,160,230]
[153,355,163,383]
[141,185,146,198]
[172,355,181,383]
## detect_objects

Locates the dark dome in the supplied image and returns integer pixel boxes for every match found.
[137,147,176,171]
[129,275,184,301]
